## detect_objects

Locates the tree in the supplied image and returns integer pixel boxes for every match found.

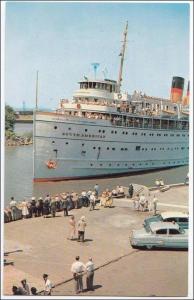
[5,105,16,132]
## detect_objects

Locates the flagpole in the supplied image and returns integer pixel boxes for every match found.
[35,70,39,110]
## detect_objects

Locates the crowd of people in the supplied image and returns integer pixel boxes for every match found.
[5,183,160,223]
[5,184,131,223]
[133,193,158,215]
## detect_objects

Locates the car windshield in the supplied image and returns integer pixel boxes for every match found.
[144,224,151,233]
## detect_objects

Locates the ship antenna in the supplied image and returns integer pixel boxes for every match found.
[91,63,100,79]
[35,70,39,110]
[117,21,128,93]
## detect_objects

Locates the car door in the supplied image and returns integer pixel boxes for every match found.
[167,228,188,248]
[153,229,168,247]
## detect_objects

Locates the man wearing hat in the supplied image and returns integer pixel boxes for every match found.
[43,274,53,295]
[71,256,85,294]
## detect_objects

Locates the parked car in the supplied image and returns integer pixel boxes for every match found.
[130,222,188,250]
[144,211,189,229]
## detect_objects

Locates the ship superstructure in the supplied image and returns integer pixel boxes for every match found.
[33,23,189,182]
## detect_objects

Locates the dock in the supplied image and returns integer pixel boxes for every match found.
[3,184,189,296]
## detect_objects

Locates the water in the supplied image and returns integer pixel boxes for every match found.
[14,123,33,135]
[4,144,188,207]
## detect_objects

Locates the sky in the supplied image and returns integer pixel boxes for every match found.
[4,1,190,109]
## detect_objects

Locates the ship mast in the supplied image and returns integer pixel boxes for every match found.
[117,21,128,93]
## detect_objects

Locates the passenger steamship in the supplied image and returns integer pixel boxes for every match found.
[33,22,189,182]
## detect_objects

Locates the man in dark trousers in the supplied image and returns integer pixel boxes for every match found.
[128,184,134,198]
[62,194,69,216]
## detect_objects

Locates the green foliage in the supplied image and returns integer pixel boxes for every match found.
[5,105,16,132]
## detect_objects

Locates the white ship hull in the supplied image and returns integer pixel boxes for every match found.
[33,112,189,182]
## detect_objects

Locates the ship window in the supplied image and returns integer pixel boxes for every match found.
[98,147,101,150]
[136,146,141,151]
[100,163,103,166]
[102,130,105,133]
[82,144,85,146]
[125,148,128,151]
[107,147,109,150]
[93,147,96,149]
[117,163,120,166]
[112,148,115,150]
[90,163,93,166]
[52,141,55,143]
[99,130,101,133]
[68,127,71,130]
[121,148,124,151]
[115,131,117,134]
[54,126,57,129]
[85,129,88,132]
[109,163,111,166]
[111,130,114,134]
[66,142,69,145]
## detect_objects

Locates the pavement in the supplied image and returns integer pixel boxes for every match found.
[3,184,189,297]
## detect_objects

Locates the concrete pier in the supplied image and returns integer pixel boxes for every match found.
[3,184,189,296]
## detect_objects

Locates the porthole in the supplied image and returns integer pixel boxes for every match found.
[54,126,57,130]
[109,163,111,166]
[66,142,69,145]
[68,128,71,130]
[115,131,117,134]
[112,148,115,151]
[107,147,109,150]
[82,144,85,146]
[99,130,101,133]
[62,133,65,135]
[102,130,105,133]
[100,164,103,166]
[93,147,96,149]
[90,163,93,166]
[125,148,127,151]
[85,129,88,132]
[52,141,55,144]
[121,148,124,151]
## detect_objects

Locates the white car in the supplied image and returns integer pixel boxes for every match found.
[130,221,188,250]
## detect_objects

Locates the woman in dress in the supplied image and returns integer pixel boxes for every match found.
[21,199,29,219]
[68,215,76,240]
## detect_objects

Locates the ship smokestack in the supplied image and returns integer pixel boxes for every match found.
[182,80,190,106]
[170,76,184,103]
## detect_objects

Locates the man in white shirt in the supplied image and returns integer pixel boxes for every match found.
[9,197,17,221]
[43,274,53,296]
[89,193,96,211]
[71,256,85,294]
[85,258,95,291]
